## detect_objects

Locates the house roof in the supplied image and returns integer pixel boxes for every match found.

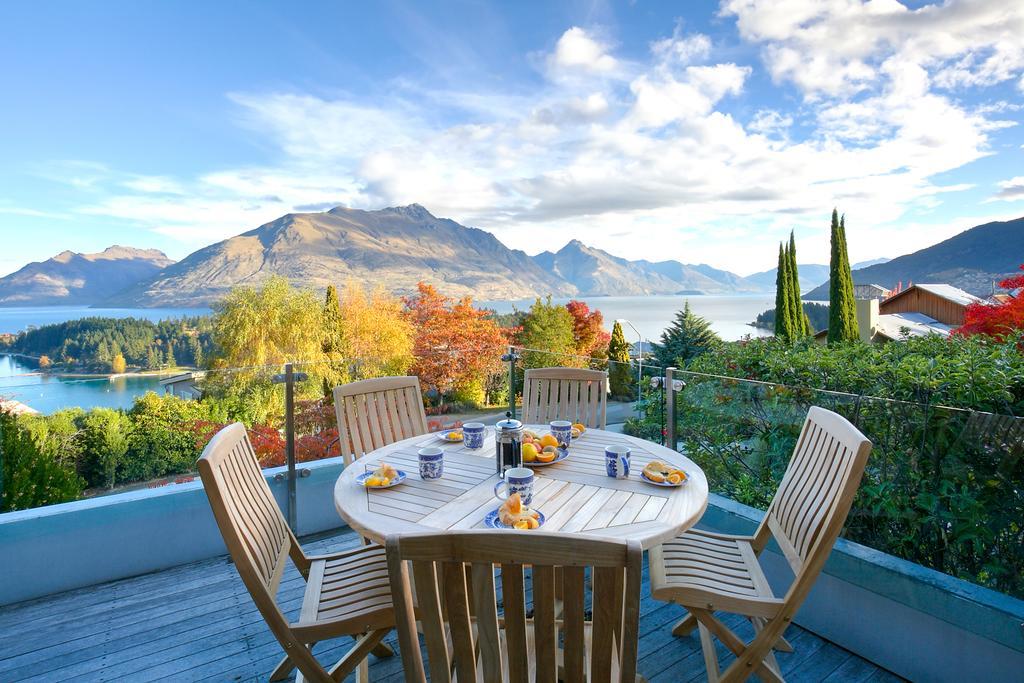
[884,283,983,308]
[874,312,953,340]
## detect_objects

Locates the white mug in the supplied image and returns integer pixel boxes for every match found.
[493,467,534,507]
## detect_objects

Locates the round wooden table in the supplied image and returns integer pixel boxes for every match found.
[333,426,709,550]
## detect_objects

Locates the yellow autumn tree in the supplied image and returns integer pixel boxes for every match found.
[338,281,415,379]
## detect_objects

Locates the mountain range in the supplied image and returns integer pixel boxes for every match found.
[0,205,1016,307]
[0,246,173,305]
[803,217,1024,299]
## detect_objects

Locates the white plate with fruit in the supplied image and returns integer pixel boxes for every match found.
[640,460,689,487]
[357,463,407,489]
[486,493,545,529]
[522,433,569,466]
[437,429,464,443]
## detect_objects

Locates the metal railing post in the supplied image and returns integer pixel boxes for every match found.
[272,362,308,532]
[666,367,677,451]
[284,363,297,531]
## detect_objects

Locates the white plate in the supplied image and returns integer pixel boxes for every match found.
[640,470,688,487]
[356,470,408,489]
[437,430,464,443]
[523,449,569,467]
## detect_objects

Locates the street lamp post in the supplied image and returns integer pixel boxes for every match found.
[615,319,644,416]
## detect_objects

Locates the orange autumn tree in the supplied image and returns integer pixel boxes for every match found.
[404,282,508,405]
[955,265,1024,340]
[566,300,611,361]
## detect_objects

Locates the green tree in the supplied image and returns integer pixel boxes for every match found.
[77,408,130,489]
[164,345,175,368]
[608,321,634,400]
[111,352,127,374]
[517,296,578,368]
[652,303,721,368]
[189,336,204,368]
[774,243,796,341]
[788,231,813,335]
[321,284,348,394]
[96,340,111,366]
[0,410,83,512]
[828,210,859,343]
[146,347,159,370]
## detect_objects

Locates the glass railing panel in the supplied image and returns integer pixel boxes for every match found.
[660,370,1024,599]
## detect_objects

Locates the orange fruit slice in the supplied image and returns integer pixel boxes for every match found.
[536,448,557,463]
[572,423,585,433]
[513,519,530,530]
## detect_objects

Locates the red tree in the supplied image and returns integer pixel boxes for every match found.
[404,282,508,397]
[955,266,1024,340]
[565,300,611,360]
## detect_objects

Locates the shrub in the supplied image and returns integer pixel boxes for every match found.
[0,410,83,511]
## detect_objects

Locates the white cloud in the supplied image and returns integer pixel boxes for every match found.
[988,176,1024,202]
[549,27,618,76]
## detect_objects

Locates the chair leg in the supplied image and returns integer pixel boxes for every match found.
[689,608,784,683]
[371,641,395,658]
[327,629,391,683]
[698,622,720,683]
[751,616,793,653]
[672,612,698,636]
[269,652,296,682]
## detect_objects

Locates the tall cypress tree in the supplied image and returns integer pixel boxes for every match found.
[774,242,795,341]
[788,231,813,335]
[607,321,634,399]
[828,211,859,343]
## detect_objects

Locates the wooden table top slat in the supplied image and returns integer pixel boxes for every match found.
[334,426,709,549]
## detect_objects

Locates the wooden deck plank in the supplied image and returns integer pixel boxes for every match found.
[0,526,896,682]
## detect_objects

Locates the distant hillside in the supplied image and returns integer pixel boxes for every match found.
[742,263,831,293]
[0,246,174,306]
[110,205,575,306]
[804,217,1024,299]
[535,241,746,295]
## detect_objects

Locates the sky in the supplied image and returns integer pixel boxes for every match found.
[0,0,1022,278]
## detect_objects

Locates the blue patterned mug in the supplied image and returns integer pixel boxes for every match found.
[550,420,572,449]
[605,445,631,479]
[493,467,534,507]
[418,446,444,480]
[462,422,485,450]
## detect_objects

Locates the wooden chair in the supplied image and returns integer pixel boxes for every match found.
[333,376,429,465]
[198,423,394,683]
[649,406,872,683]
[386,530,643,683]
[522,367,608,429]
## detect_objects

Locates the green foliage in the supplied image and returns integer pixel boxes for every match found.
[754,302,829,334]
[828,210,859,343]
[517,296,578,368]
[607,321,634,400]
[773,243,795,341]
[0,410,84,512]
[651,303,721,368]
[122,393,229,483]
[788,232,813,336]
[77,408,130,489]
[6,316,214,372]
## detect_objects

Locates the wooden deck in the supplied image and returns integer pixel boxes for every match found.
[0,527,901,682]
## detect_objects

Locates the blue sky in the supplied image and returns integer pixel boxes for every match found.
[1,0,1021,277]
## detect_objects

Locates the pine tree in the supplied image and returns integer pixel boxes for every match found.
[189,336,203,368]
[146,347,159,370]
[828,210,859,343]
[607,321,634,400]
[789,231,813,335]
[774,243,795,341]
[322,284,347,395]
[652,303,721,368]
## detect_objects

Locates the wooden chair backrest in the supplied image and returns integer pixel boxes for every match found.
[386,531,643,683]
[757,406,872,584]
[197,423,299,631]
[522,367,608,429]
[333,376,429,465]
